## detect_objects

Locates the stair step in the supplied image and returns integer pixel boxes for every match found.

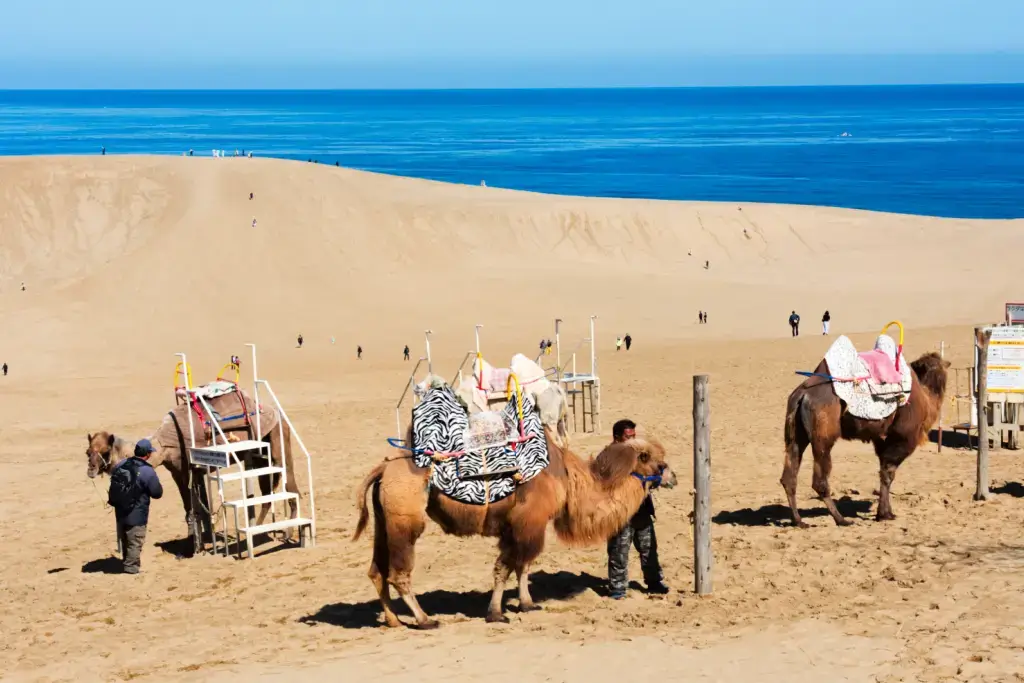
[210,466,283,482]
[198,439,268,454]
[241,517,312,536]
[223,492,298,509]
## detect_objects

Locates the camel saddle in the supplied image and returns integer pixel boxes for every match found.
[410,384,549,505]
[823,334,913,420]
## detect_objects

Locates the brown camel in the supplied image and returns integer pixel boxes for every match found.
[782,351,949,527]
[86,388,302,548]
[353,427,676,627]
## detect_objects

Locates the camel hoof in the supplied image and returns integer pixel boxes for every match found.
[383,616,403,629]
[835,518,854,527]
[793,520,809,529]
[519,603,542,613]
[875,512,896,522]
[485,613,511,624]
[415,619,440,630]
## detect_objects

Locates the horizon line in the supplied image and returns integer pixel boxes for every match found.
[3,81,1024,93]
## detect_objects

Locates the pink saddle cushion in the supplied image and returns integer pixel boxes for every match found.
[858,349,903,384]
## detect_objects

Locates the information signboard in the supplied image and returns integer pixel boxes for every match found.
[977,325,1024,396]
[1006,303,1024,325]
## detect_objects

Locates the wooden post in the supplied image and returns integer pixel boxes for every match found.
[975,327,991,501]
[692,374,712,595]
[937,341,944,453]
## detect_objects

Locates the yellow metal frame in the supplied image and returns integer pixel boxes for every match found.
[505,372,524,426]
[880,320,904,347]
[216,363,240,384]
[173,360,193,391]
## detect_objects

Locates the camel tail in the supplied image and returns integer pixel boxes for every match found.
[784,389,806,457]
[353,462,387,541]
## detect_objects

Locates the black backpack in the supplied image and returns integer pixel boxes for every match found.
[108,458,143,510]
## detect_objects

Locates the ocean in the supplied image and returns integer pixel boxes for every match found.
[1,85,1022,219]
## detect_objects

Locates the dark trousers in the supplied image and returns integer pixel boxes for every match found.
[118,523,147,574]
[607,504,662,594]
[791,322,799,337]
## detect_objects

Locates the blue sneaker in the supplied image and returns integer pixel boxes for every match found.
[609,590,627,600]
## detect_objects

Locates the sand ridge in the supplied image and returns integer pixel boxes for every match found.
[2,156,1024,682]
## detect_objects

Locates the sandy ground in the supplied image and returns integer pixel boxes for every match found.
[2,156,1024,682]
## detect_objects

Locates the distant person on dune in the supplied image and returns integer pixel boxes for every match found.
[822,310,831,335]
[297,334,303,349]
[616,337,623,352]
[249,192,253,200]
[357,345,363,360]
[789,311,800,337]
[624,334,632,351]
[403,345,410,361]
[2,362,7,376]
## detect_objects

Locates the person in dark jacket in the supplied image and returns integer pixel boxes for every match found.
[109,439,163,574]
[606,419,669,599]
[789,311,801,337]
[623,334,632,351]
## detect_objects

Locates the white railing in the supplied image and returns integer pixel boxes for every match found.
[255,378,316,546]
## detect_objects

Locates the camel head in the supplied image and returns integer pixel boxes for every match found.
[910,351,951,400]
[85,432,120,479]
[592,437,677,491]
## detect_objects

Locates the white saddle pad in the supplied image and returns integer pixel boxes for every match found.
[823,335,913,420]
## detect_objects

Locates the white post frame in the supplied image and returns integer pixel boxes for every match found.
[589,315,598,377]
[425,330,433,375]
[555,318,562,382]
[246,343,262,441]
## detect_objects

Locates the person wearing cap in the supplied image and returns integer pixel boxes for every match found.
[606,419,669,599]
[110,439,163,574]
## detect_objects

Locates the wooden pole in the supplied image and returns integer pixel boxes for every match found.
[692,374,712,595]
[937,341,945,453]
[975,327,991,501]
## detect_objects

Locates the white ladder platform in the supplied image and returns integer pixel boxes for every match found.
[224,492,298,509]
[244,517,312,537]
[211,465,283,483]
[202,440,268,453]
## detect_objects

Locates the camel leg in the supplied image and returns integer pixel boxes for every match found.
[811,441,852,527]
[874,440,902,521]
[781,400,810,528]
[367,481,402,628]
[168,466,198,556]
[516,563,540,613]
[379,490,435,630]
[487,558,513,624]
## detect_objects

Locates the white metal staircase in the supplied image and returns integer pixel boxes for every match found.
[179,345,315,559]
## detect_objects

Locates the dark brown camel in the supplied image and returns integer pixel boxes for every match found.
[782,351,949,527]
[353,428,676,627]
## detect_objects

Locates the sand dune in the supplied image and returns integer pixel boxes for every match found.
[2,156,1024,682]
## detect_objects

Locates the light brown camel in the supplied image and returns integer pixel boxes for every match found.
[782,351,949,527]
[86,388,302,550]
[353,427,676,627]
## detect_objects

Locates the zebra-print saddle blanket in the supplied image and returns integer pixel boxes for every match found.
[411,384,549,505]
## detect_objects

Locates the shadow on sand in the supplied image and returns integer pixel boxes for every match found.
[299,570,605,629]
[927,428,975,450]
[713,496,874,527]
[81,557,123,574]
[992,481,1024,498]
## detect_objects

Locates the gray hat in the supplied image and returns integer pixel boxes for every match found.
[134,439,156,457]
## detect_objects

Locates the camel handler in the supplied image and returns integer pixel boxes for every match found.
[107,439,163,575]
[606,419,670,599]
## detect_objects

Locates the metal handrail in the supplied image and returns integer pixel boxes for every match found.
[257,379,316,545]
[395,357,427,436]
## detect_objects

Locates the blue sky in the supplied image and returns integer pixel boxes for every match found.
[2,0,1023,88]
